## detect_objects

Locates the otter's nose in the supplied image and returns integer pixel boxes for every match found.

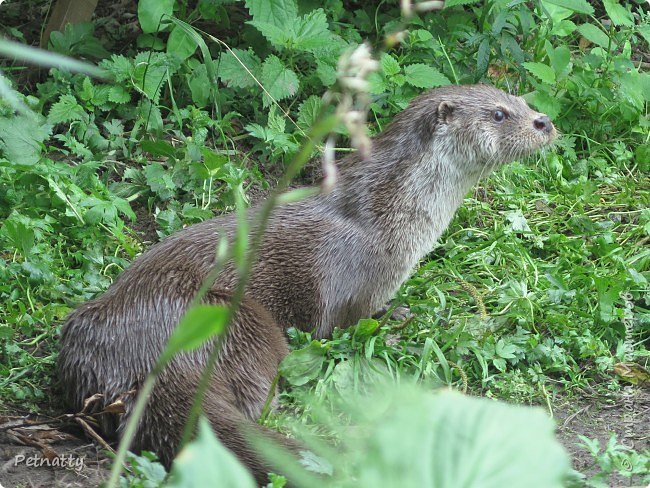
[533,115,553,134]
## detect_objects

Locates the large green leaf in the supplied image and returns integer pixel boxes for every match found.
[546,44,571,79]
[348,388,570,488]
[132,51,179,103]
[159,305,228,366]
[297,95,323,130]
[404,64,450,89]
[245,0,297,27]
[523,62,556,84]
[279,340,326,386]
[167,25,198,60]
[0,115,52,166]
[217,48,262,88]
[260,55,299,107]
[138,0,174,33]
[603,0,634,27]
[247,21,291,48]
[0,215,35,256]
[577,23,611,49]
[48,94,87,124]
[168,417,256,488]
[542,0,594,15]
[249,8,331,52]
[291,9,331,52]
[381,53,401,77]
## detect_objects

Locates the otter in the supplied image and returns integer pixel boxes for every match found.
[58,84,556,483]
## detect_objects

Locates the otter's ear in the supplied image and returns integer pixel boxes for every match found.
[438,101,454,124]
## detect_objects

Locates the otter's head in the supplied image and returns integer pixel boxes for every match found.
[428,84,556,170]
[376,84,558,176]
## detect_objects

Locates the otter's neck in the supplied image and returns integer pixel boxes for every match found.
[326,143,483,266]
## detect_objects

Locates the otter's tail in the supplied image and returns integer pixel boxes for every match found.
[129,368,297,485]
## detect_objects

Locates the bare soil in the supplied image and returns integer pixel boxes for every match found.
[0,413,112,488]
[555,387,649,487]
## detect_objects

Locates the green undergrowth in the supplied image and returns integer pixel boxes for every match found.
[0,0,649,485]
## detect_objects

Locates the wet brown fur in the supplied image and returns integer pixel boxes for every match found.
[58,84,556,483]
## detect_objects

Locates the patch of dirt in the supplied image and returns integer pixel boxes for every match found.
[0,413,111,488]
[555,387,650,486]
[130,204,160,246]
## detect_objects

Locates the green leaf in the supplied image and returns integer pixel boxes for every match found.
[356,388,569,487]
[381,53,401,77]
[138,99,164,135]
[137,33,166,50]
[403,64,450,89]
[113,197,137,221]
[619,72,647,110]
[141,139,178,158]
[100,54,133,82]
[168,417,256,488]
[188,64,211,107]
[500,34,524,65]
[250,9,331,52]
[543,0,593,15]
[316,60,337,87]
[0,217,35,256]
[267,105,286,133]
[493,357,507,372]
[577,24,610,49]
[81,197,117,224]
[297,95,323,131]
[495,339,518,359]
[217,48,261,89]
[477,38,490,74]
[198,0,223,21]
[332,359,354,393]
[353,318,379,340]
[546,44,571,79]
[245,0,297,27]
[144,162,176,199]
[444,0,481,6]
[411,29,434,44]
[550,19,577,37]
[530,90,561,119]
[0,326,13,340]
[635,144,650,172]
[48,94,87,124]
[247,21,291,48]
[138,0,174,33]
[603,0,634,27]
[0,115,52,166]
[167,25,198,60]
[639,25,650,46]
[160,305,229,366]
[279,341,325,386]
[91,85,110,107]
[47,22,111,59]
[78,77,94,102]
[594,277,623,324]
[291,9,331,52]
[260,55,299,107]
[132,51,178,103]
[108,85,131,104]
[367,72,386,95]
[523,62,556,84]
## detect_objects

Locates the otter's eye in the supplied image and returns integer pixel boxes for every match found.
[493,110,507,122]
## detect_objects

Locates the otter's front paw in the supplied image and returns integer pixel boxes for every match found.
[373,304,412,321]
